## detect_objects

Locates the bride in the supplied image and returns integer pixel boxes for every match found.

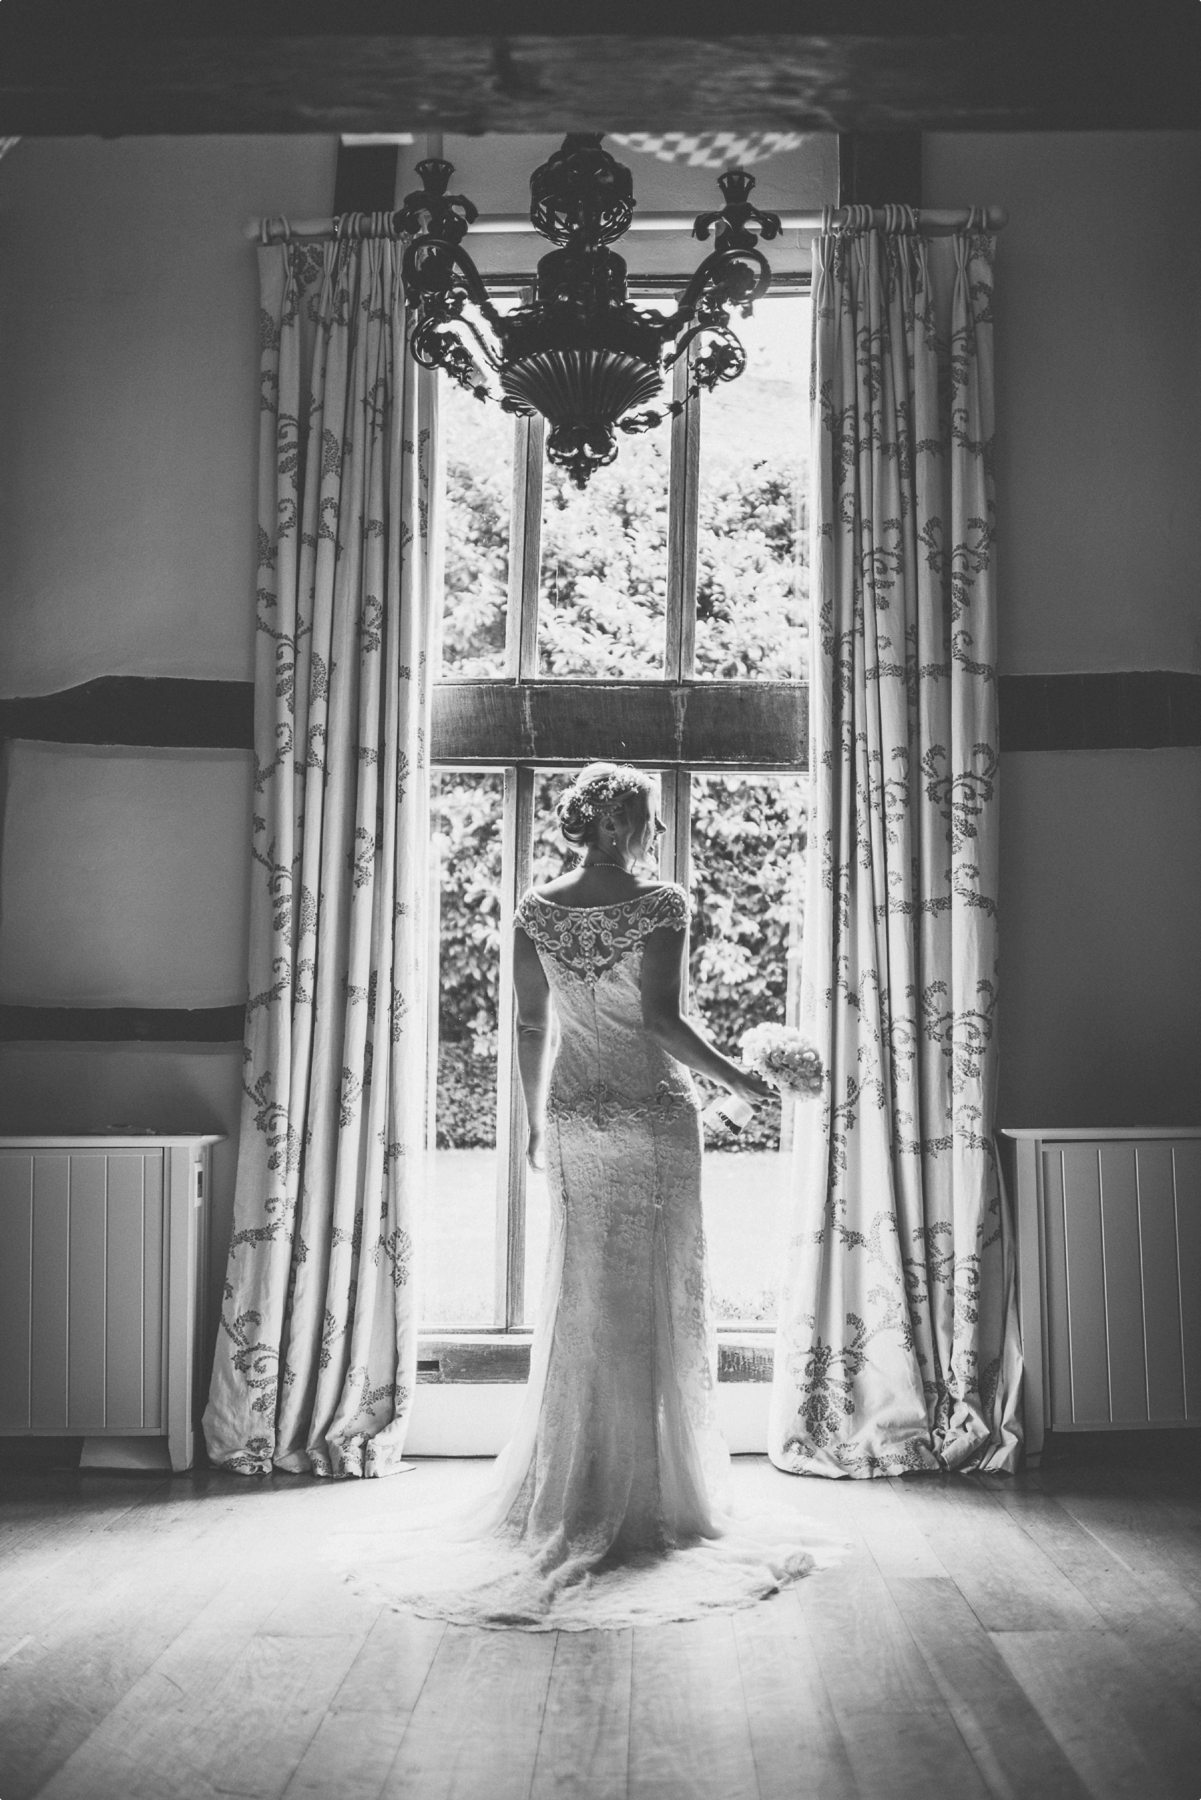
[351,763,844,1630]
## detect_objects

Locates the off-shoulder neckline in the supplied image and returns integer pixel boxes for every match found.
[521,883,681,914]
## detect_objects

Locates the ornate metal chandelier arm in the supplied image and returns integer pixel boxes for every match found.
[662,318,744,376]
[618,396,682,435]
[617,340,729,435]
[396,157,478,246]
[692,168,783,252]
[401,238,508,338]
[412,309,504,375]
[409,317,493,399]
[667,243,773,337]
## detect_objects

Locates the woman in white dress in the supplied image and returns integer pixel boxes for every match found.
[354,763,843,1630]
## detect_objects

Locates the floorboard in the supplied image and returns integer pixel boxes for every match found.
[1053,1482,1201,1614]
[36,1626,365,1800]
[0,1519,238,1797]
[835,1702,993,1800]
[888,1475,1102,1631]
[849,1478,945,1579]
[328,1607,448,1718]
[0,1476,176,1624]
[792,1550,942,1713]
[996,1629,1201,1800]
[990,1476,1201,1666]
[281,1707,413,1800]
[0,1471,161,1561]
[885,1575,1092,1800]
[628,1616,759,1800]
[731,1589,858,1800]
[379,1623,557,1800]
[4,1451,1201,1800]
[530,1628,633,1800]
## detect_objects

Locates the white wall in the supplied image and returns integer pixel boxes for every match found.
[0,741,252,1007]
[0,137,337,695]
[999,749,1201,1125]
[926,132,1201,1127]
[926,131,1201,677]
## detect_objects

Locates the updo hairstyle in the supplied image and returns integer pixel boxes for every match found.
[556,762,652,850]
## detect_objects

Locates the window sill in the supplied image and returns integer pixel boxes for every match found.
[417,1333,774,1385]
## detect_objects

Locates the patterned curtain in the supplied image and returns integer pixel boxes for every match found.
[770,213,1022,1478]
[204,225,435,1478]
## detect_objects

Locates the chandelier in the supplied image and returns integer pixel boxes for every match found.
[396,133,781,489]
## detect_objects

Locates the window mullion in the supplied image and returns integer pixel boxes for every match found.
[424,786,444,1159]
[500,351,544,1331]
[495,764,535,1330]
[504,411,545,680]
[665,347,699,683]
[672,767,693,893]
[661,767,692,1006]
[507,287,545,683]
[666,768,693,903]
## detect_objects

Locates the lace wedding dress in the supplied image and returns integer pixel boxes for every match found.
[343,885,845,1630]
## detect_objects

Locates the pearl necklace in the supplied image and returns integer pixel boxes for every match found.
[582,859,631,872]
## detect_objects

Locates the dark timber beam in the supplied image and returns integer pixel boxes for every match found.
[0,3,1197,134]
[0,678,254,749]
[0,1005,246,1043]
[431,681,809,769]
[4,674,1201,756]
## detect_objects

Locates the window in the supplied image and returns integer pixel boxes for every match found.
[426,285,811,1337]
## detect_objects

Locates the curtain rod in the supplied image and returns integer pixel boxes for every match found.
[246,205,1007,245]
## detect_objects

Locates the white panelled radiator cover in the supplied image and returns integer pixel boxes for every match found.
[0,1135,220,1472]
[1000,1129,1201,1464]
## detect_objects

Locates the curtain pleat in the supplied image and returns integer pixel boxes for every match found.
[204,232,434,1478]
[770,224,1022,1478]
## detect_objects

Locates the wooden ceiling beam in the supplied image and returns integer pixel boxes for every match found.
[0,6,1197,135]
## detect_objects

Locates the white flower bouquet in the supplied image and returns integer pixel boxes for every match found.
[738,1023,824,1100]
[703,1024,824,1133]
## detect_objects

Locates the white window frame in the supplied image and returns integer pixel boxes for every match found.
[424,276,811,1376]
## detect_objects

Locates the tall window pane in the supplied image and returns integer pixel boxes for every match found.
[690,772,808,1323]
[529,769,577,886]
[694,295,810,681]
[422,770,504,1325]
[439,376,513,678]
[538,302,673,679]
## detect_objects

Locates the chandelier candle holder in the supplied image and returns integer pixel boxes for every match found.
[396,133,782,488]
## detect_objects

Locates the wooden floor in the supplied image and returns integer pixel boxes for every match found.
[2,1439,1201,1800]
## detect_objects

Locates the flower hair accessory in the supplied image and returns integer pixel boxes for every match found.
[556,766,650,847]
[738,1024,824,1099]
[563,768,645,823]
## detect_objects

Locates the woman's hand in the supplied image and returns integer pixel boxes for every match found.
[527,1124,547,1172]
[724,1068,775,1110]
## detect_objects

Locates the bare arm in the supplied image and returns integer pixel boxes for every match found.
[513,925,555,1168]
[640,924,772,1106]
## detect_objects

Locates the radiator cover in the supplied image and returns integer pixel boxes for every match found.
[0,1135,220,1471]
[1001,1128,1201,1465]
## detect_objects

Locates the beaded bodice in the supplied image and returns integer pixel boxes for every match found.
[514,885,695,1120]
[515,884,689,978]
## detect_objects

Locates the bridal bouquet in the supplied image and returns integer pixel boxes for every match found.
[739,1024,824,1099]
